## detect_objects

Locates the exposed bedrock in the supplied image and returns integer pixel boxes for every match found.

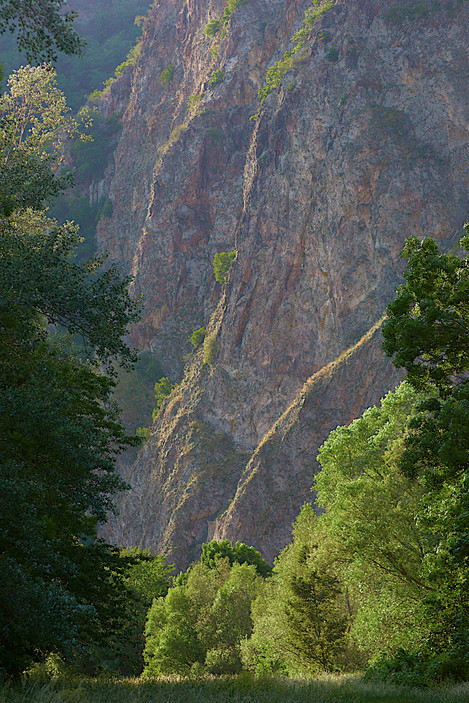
[99,0,469,568]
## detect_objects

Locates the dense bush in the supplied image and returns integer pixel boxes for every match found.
[205,18,223,37]
[143,553,265,677]
[190,327,206,349]
[213,251,237,284]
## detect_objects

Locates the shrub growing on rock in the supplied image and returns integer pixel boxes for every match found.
[213,250,236,284]
[190,327,206,348]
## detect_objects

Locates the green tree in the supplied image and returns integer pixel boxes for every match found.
[0,0,84,62]
[122,548,173,604]
[383,232,469,397]
[0,64,140,677]
[208,69,223,88]
[144,549,265,676]
[381,229,469,681]
[201,539,272,578]
[250,505,361,676]
[241,506,350,677]
[0,65,89,216]
[240,567,290,676]
[201,563,263,674]
[143,563,221,676]
[315,382,429,596]
[0,330,137,676]
[285,557,347,673]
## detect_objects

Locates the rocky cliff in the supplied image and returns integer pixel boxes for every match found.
[98,0,469,568]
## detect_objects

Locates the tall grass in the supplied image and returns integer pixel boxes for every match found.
[1,674,469,703]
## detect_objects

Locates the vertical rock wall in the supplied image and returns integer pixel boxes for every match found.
[99,0,469,568]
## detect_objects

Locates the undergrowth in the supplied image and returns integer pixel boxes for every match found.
[1,674,469,703]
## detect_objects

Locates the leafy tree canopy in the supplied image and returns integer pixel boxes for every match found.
[144,559,264,677]
[0,65,140,677]
[380,228,469,682]
[121,548,174,605]
[0,64,90,216]
[200,539,273,578]
[383,229,469,397]
[0,0,84,62]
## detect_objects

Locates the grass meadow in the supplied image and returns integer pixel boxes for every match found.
[1,674,469,703]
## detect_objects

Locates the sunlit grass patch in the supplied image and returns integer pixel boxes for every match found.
[1,674,469,703]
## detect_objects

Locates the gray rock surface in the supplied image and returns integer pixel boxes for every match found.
[99,0,469,569]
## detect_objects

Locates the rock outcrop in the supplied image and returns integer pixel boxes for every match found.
[99,0,469,569]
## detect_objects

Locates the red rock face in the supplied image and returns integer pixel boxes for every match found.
[99,0,469,569]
